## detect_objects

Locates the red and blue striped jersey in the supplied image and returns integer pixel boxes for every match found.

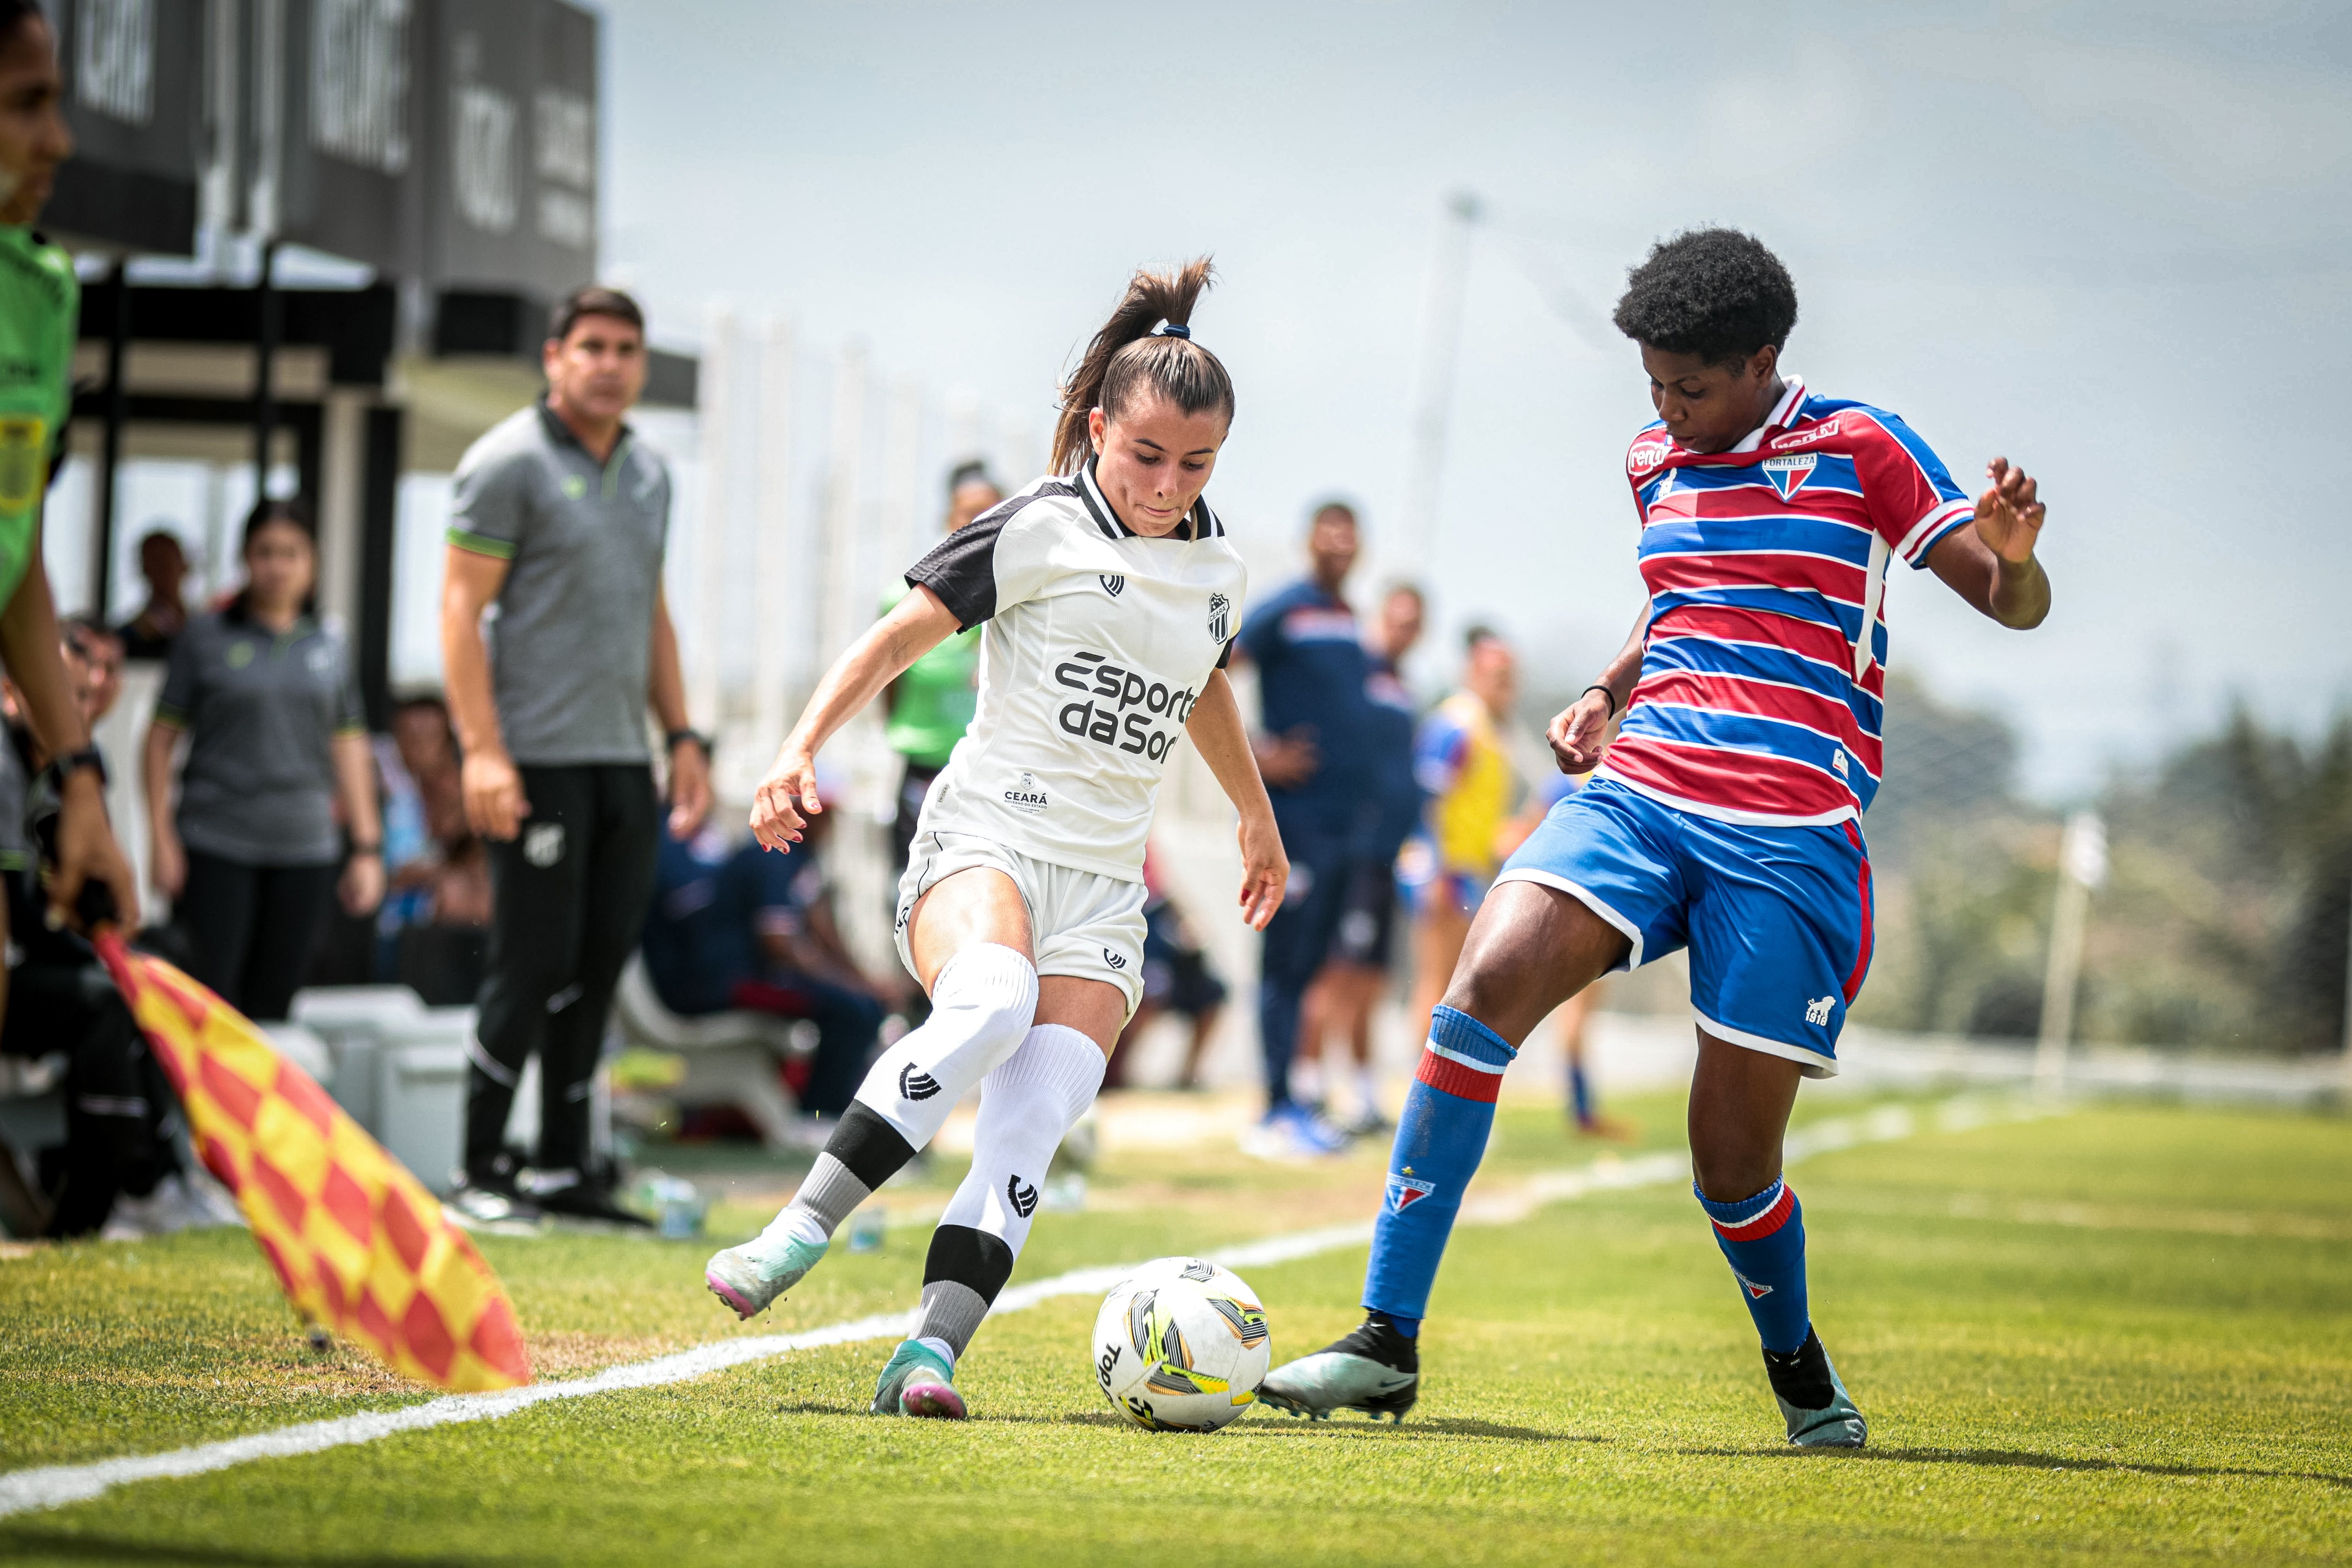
[1597,375,1975,826]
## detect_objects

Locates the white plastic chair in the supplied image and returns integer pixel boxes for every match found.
[611,955,801,1147]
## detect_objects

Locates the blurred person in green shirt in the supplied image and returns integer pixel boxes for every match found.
[0,0,141,992]
[881,460,1001,873]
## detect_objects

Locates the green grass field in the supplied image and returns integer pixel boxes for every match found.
[3,1088,2349,1566]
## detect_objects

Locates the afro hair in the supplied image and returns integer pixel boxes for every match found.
[1612,229,1798,368]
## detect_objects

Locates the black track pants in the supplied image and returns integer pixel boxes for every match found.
[466,764,659,1173]
[178,852,338,1022]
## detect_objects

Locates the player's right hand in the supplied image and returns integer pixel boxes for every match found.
[750,746,820,852]
[463,750,530,841]
[1548,690,1615,775]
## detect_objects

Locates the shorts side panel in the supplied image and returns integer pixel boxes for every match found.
[1492,781,1689,972]
[893,830,1045,982]
[1031,861,1149,1020]
[1678,813,1870,1071]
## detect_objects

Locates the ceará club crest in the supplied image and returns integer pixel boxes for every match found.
[1207,592,1230,643]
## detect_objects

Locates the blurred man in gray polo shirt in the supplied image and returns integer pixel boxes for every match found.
[441,285,711,1224]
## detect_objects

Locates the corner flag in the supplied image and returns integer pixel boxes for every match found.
[95,933,531,1393]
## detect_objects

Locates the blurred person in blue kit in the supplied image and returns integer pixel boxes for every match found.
[640,793,896,1127]
[1233,500,1378,1157]
[143,501,386,1021]
[1292,581,1425,1135]
[373,695,493,1004]
[440,284,713,1226]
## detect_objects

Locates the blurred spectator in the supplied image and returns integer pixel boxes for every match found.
[59,614,123,719]
[374,696,491,1004]
[882,460,999,878]
[0,629,191,1236]
[142,501,384,1020]
[1234,499,1377,1156]
[639,804,890,1124]
[1400,626,1523,1043]
[1106,852,1228,1091]
[1294,582,1425,1134]
[114,529,190,661]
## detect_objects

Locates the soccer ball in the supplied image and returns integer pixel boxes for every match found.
[1092,1257,1270,1432]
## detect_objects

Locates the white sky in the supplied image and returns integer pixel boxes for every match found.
[596,0,2352,798]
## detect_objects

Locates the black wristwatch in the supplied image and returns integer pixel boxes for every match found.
[45,746,107,791]
[665,728,712,756]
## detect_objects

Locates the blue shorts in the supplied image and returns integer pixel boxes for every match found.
[1494,780,1874,1077]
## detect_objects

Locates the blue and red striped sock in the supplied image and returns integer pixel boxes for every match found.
[1696,1177,1810,1353]
[1360,1005,1516,1326]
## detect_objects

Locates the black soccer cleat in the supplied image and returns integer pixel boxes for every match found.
[1763,1327,1867,1448]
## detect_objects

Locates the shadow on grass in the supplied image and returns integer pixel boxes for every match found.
[1682,1445,2352,1488]
[0,1530,482,1568]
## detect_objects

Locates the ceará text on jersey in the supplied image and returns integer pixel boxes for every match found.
[1053,650,1198,762]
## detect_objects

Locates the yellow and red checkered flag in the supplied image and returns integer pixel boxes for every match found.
[95,932,531,1393]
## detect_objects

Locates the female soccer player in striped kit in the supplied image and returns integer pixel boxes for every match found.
[704,259,1287,1419]
[1262,229,2052,1445]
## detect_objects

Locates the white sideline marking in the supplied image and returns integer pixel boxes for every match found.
[0,1094,2049,1520]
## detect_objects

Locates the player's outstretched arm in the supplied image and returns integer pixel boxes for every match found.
[1548,601,1650,775]
[1184,669,1289,931]
[750,586,962,852]
[1928,457,2051,630]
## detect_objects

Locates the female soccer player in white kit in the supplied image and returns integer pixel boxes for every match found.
[704,259,1286,1419]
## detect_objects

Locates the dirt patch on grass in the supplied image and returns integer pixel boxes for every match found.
[526,1331,691,1380]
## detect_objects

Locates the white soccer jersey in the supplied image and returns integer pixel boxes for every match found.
[903,459,1247,883]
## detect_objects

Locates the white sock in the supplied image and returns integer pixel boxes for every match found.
[1354,1065,1380,1118]
[914,1334,957,1369]
[1293,1056,1324,1106]
[937,1024,1107,1265]
[850,942,1037,1149]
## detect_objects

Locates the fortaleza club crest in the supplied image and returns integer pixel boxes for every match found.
[1207,592,1230,643]
[1386,1172,1436,1214]
[1760,451,1818,500]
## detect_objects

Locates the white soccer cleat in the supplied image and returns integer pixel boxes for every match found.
[703,1234,828,1320]
[871,1339,967,1419]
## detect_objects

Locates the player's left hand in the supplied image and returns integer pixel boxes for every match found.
[668,737,713,840]
[1973,457,2046,566]
[1234,810,1288,931]
[1548,689,1615,775]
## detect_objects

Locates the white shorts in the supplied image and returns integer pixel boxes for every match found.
[895,830,1149,1019]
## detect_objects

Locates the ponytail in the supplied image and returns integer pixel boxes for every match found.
[1050,257,1235,475]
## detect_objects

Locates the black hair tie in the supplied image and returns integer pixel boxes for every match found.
[1154,322,1191,339]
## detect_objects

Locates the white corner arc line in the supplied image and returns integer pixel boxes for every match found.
[0,1095,2055,1520]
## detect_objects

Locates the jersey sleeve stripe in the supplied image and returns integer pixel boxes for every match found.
[446,527,516,560]
[1899,499,1976,566]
